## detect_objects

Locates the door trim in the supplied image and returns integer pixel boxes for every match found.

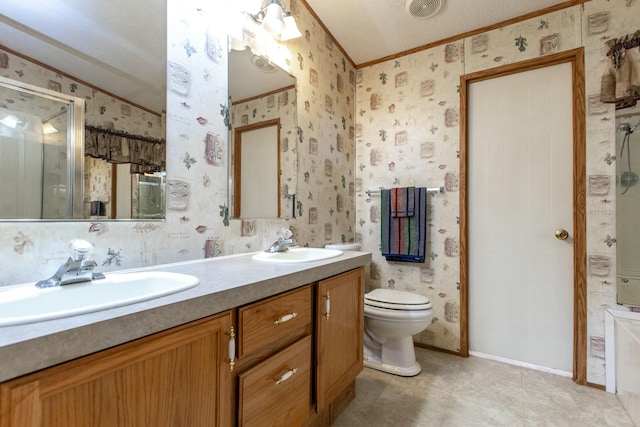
[459,48,587,384]
[233,118,282,218]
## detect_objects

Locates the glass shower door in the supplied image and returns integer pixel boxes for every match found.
[616,114,640,306]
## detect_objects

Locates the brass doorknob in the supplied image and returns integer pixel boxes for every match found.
[555,229,569,240]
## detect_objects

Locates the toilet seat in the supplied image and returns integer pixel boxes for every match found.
[365,288,432,311]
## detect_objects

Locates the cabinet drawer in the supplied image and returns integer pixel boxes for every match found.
[238,285,312,357]
[238,335,311,427]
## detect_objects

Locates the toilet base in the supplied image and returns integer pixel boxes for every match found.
[363,346,422,377]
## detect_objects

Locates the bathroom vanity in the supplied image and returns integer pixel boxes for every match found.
[0,251,370,426]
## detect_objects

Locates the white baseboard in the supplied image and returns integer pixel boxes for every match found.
[468,350,572,378]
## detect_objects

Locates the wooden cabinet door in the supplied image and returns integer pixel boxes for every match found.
[315,267,364,411]
[0,312,234,427]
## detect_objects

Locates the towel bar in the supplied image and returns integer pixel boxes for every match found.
[366,186,444,197]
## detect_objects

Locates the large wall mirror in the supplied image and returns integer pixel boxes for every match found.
[0,0,166,220]
[228,47,297,219]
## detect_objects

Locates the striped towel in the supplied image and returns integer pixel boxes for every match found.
[391,186,415,217]
[381,187,427,263]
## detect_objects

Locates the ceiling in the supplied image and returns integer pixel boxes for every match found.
[0,1,575,113]
[229,49,296,102]
[303,0,573,65]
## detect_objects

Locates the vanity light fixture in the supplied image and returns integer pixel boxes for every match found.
[262,0,285,34]
[249,0,301,41]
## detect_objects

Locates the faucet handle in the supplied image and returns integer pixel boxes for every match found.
[280,228,293,239]
[69,239,95,261]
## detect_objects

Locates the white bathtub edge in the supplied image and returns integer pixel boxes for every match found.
[604,309,616,393]
[605,308,640,394]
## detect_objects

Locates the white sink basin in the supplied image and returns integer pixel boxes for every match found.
[252,247,343,263]
[0,272,199,326]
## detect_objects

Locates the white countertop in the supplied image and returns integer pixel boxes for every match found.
[0,250,371,382]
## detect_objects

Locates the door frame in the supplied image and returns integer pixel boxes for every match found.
[232,118,282,218]
[459,48,587,384]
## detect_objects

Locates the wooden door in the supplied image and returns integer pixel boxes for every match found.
[315,267,364,411]
[468,62,574,373]
[459,48,587,383]
[0,312,234,427]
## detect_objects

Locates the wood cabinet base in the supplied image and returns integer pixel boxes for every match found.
[305,380,356,427]
[0,313,233,427]
[1,268,365,427]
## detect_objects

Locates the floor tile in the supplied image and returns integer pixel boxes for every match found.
[332,348,635,427]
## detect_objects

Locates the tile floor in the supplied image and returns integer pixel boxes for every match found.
[333,347,635,426]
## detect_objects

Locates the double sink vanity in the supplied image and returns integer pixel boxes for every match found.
[0,248,371,426]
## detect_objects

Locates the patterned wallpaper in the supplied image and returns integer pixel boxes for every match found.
[355,0,640,385]
[582,0,640,384]
[285,0,357,248]
[355,40,463,353]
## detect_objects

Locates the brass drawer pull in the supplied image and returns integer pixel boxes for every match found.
[275,368,298,385]
[228,326,236,372]
[273,312,298,325]
[324,291,331,319]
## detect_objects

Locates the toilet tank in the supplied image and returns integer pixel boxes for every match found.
[324,243,361,251]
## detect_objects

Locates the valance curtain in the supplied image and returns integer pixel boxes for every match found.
[601,30,640,110]
[85,125,165,174]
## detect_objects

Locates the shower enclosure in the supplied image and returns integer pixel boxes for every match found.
[617,113,640,306]
[0,76,84,219]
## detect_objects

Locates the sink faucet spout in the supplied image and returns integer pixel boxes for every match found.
[265,237,293,253]
[265,228,295,253]
[35,239,104,288]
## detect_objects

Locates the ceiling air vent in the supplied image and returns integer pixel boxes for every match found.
[406,0,444,19]
[251,54,277,73]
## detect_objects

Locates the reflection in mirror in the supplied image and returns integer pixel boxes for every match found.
[616,112,640,306]
[133,174,166,219]
[0,77,84,219]
[234,119,281,218]
[229,47,297,219]
[0,0,166,220]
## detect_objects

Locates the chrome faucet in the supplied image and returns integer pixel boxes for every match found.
[35,239,105,288]
[265,229,294,253]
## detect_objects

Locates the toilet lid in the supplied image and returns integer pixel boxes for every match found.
[365,288,432,310]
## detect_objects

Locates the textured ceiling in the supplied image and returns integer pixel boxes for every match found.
[1,1,577,112]
[303,0,574,65]
[229,48,296,102]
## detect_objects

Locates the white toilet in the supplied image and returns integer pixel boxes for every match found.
[324,242,362,251]
[363,288,433,376]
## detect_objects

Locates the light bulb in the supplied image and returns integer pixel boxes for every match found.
[262,1,284,35]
